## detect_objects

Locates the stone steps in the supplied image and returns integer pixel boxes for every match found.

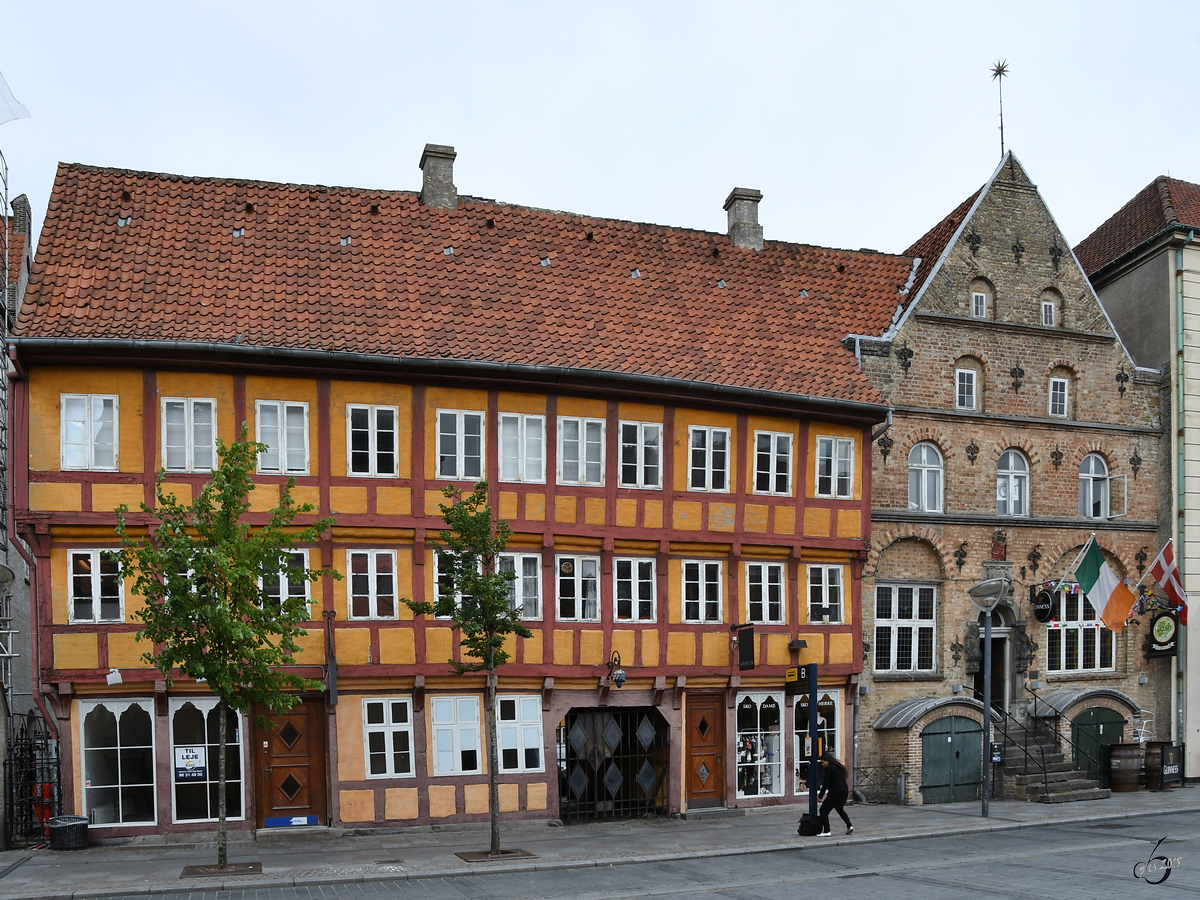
[1011,766,1081,785]
[1036,787,1111,804]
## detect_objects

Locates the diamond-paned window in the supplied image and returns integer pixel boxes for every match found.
[279,722,301,748]
[278,773,302,801]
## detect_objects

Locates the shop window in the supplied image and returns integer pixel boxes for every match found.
[363,698,414,778]
[498,696,544,772]
[171,699,242,822]
[82,700,155,825]
[1047,586,1115,672]
[736,693,782,798]
[874,584,936,672]
[61,394,118,470]
[431,696,481,775]
[794,692,840,794]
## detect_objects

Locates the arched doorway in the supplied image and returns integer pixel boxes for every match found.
[921,716,981,803]
[1072,708,1125,788]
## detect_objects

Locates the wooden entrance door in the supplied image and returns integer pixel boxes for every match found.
[686,695,725,809]
[1072,707,1125,788]
[253,698,327,827]
[920,715,982,804]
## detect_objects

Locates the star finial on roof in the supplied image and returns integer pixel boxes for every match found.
[990,60,1009,159]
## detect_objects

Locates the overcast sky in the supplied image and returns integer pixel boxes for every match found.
[2,2,1197,257]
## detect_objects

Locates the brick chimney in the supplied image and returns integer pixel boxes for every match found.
[724,188,763,250]
[9,194,30,235]
[419,144,458,209]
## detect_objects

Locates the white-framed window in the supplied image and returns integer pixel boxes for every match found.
[347,405,398,477]
[81,699,156,825]
[736,693,782,798]
[556,555,600,621]
[997,449,1029,517]
[434,550,483,620]
[363,697,414,778]
[1046,587,1115,672]
[499,552,541,619]
[753,431,792,495]
[437,409,484,480]
[1079,453,1109,519]
[794,691,840,794]
[619,421,661,488]
[955,369,977,411]
[1042,300,1056,327]
[69,549,123,623]
[499,413,545,483]
[746,562,785,624]
[261,550,311,612]
[874,584,936,672]
[614,558,656,622]
[558,417,604,486]
[498,696,544,773]
[807,565,843,624]
[907,442,943,512]
[162,398,215,473]
[256,400,309,474]
[431,696,482,775]
[348,550,396,619]
[683,560,723,623]
[1049,377,1069,418]
[61,394,118,470]
[688,426,730,492]
[170,698,243,822]
[972,290,988,318]
[816,436,854,499]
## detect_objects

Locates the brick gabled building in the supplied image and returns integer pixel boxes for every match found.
[14,148,908,834]
[851,154,1165,804]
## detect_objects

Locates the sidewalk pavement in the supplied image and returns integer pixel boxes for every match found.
[4,787,1200,900]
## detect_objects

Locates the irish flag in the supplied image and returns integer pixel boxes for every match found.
[1074,536,1137,633]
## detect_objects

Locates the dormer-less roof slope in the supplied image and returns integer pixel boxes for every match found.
[1074,175,1200,275]
[18,163,916,407]
[3,221,24,286]
[900,187,981,306]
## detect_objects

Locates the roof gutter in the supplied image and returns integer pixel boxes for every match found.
[9,337,890,422]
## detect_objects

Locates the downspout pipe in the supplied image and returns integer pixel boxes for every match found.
[1175,228,1194,748]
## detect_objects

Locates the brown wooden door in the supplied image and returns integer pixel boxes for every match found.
[254,698,327,827]
[686,695,725,809]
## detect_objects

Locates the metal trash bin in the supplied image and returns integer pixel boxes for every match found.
[48,815,88,850]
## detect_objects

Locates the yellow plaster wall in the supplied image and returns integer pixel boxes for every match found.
[616,498,637,527]
[336,629,372,665]
[828,632,853,664]
[804,508,831,537]
[640,632,659,667]
[666,632,695,666]
[617,402,663,423]
[766,633,791,665]
[521,633,543,665]
[385,787,419,820]
[498,782,519,813]
[526,782,548,811]
[583,497,605,525]
[53,633,98,669]
[29,483,82,511]
[244,375,320,471]
[107,632,148,668]
[28,367,144,473]
[795,634,824,664]
[292,485,320,510]
[330,486,368,515]
[293,631,325,664]
[525,493,546,521]
[498,392,546,415]
[744,504,768,533]
[644,500,663,529]
[155,371,238,460]
[579,629,604,667]
[836,509,862,539]
[611,630,635,665]
[428,784,456,817]
[499,492,518,521]
[557,396,607,418]
[379,628,416,665]
[330,381,413,477]
[708,503,735,532]
[248,483,281,513]
[377,486,411,516]
[159,482,193,505]
[340,789,375,822]
[806,422,863,500]
[426,628,454,666]
[673,501,702,531]
[337,698,366,781]
[672,409,737,492]
[425,489,444,516]
[93,484,144,515]
[774,506,796,535]
[464,783,489,815]
[553,630,573,665]
[701,632,728,667]
[425,387,489,479]
[554,496,577,524]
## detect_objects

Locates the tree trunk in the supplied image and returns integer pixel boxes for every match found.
[487,654,500,856]
[217,696,228,868]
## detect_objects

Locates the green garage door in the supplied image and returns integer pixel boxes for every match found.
[921,716,982,804]
[1072,708,1125,788]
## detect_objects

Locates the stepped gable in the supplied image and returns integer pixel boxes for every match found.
[18,162,918,406]
[1075,175,1200,275]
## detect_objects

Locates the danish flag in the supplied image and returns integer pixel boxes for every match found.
[1149,540,1188,626]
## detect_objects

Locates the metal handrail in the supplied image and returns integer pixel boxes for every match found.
[970,688,1049,793]
[1023,684,1103,773]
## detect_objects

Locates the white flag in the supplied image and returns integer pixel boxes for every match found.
[0,70,30,126]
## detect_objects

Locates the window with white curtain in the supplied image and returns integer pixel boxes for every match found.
[499,413,545,483]
[907,442,943,512]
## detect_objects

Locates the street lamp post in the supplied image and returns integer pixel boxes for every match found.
[967,576,1010,819]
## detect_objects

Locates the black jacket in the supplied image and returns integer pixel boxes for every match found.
[819,763,848,800]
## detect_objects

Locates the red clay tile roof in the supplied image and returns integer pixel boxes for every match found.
[19,163,917,406]
[1074,176,1200,275]
[3,222,24,286]
[901,188,980,304]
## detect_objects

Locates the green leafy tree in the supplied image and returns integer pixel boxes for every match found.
[403,482,532,856]
[115,429,336,868]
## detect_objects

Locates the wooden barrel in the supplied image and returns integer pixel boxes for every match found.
[1110,743,1142,792]
[1145,741,1170,791]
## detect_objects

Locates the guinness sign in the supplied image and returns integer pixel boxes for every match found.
[1029,586,1054,623]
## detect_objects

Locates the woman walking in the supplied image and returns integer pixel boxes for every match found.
[816,751,853,836]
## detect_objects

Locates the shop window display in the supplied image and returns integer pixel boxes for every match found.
[736,693,781,797]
